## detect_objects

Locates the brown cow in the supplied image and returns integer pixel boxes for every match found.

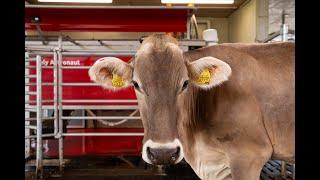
[88,34,294,180]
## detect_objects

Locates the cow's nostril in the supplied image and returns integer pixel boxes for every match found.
[147,147,155,161]
[147,147,160,163]
[147,147,155,160]
[171,147,180,162]
[176,147,180,154]
[171,156,176,161]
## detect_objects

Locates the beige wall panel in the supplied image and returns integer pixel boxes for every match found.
[192,17,230,43]
[228,0,257,43]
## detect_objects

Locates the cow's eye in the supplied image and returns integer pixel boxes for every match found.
[181,80,189,91]
[132,80,140,90]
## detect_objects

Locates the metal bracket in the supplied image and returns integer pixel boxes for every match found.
[31,16,48,45]
[55,133,62,139]
[98,40,113,50]
[53,47,62,52]
[63,36,86,49]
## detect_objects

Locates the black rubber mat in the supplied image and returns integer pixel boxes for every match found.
[261,160,294,180]
[25,157,294,180]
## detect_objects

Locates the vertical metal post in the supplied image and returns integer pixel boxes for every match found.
[35,55,43,178]
[191,14,199,39]
[53,49,58,137]
[25,52,30,159]
[186,15,191,40]
[57,35,64,171]
[280,10,288,42]
[187,19,191,40]
[281,24,288,42]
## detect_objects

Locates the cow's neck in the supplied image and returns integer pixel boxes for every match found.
[177,85,219,162]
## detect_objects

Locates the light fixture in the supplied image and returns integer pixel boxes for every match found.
[161,0,234,4]
[38,0,112,3]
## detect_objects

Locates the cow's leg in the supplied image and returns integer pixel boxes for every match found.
[229,155,268,180]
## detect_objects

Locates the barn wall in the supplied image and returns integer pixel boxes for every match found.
[256,0,269,42]
[210,18,230,43]
[194,17,229,43]
[228,0,257,43]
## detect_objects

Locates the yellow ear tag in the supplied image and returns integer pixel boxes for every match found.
[111,73,125,87]
[197,68,211,85]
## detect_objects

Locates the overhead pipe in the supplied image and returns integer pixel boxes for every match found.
[25,4,197,9]
[25,4,237,9]
[25,4,202,9]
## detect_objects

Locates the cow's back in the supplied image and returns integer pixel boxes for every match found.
[184,42,295,162]
[225,43,294,161]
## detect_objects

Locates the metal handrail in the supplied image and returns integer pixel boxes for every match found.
[25,4,196,10]
[25,117,55,121]
[26,105,139,110]
[61,99,138,103]
[28,51,136,56]
[61,116,140,120]
[62,132,144,136]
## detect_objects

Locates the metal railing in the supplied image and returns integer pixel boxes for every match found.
[25,55,48,178]
[25,36,145,177]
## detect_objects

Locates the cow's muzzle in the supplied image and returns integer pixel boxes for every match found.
[142,139,184,165]
[147,146,180,165]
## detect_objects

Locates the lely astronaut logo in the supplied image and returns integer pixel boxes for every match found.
[42,59,81,66]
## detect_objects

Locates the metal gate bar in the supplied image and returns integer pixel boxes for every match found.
[35,55,43,178]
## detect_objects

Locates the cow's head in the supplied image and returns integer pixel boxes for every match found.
[88,34,231,165]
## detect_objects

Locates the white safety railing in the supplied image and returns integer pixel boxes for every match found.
[25,36,144,177]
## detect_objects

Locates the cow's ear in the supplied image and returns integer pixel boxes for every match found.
[188,56,232,89]
[88,57,133,90]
